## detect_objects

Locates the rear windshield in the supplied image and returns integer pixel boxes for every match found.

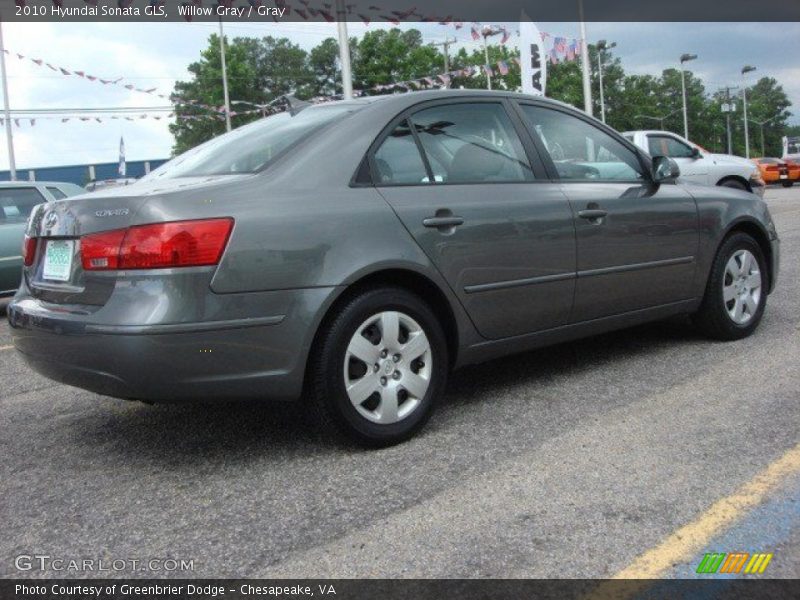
[144,104,355,179]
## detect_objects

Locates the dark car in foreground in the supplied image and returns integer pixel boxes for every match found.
[8,91,780,445]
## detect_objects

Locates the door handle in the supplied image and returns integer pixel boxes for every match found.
[423,216,464,228]
[578,209,608,220]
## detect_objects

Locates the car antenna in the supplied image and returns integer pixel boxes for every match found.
[276,95,311,116]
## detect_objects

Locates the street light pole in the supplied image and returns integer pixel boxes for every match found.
[596,40,615,124]
[0,22,16,180]
[578,0,592,116]
[218,18,232,132]
[679,53,698,140]
[335,0,353,100]
[741,65,756,159]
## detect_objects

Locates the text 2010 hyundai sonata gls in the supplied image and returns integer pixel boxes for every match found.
[8,91,780,446]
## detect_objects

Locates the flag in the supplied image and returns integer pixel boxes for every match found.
[471,26,480,41]
[520,12,547,96]
[497,60,509,75]
[118,137,126,177]
[566,41,576,62]
[500,28,511,45]
[554,37,567,53]
[483,64,494,77]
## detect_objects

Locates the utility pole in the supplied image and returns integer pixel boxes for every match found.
[0,22,16,180]
[431,37,457,75]
[218,18,232,132]
[596,40,616,124]
[751,116,778,158]
[741,65,757,158]
[335,0,353,100]
[719,86,738,155]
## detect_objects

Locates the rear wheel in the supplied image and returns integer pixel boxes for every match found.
[693,233,767,340]
[782,181,793,187]
[309,287,448,446]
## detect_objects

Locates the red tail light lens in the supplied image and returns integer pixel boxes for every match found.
[81,218,233,271]
[22,236,37,267]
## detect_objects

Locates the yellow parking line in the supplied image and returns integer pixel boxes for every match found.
[0,345,13,351]
[612,442,800,580]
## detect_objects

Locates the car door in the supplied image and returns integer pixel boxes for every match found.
[0,186,47,294]
[372,98,577,340]
[646,133,709,185]
[516,102,699,323]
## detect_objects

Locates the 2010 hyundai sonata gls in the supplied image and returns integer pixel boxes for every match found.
[8,90,780,446]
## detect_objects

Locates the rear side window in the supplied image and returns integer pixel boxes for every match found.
[411,103,534,184]
[373,120,429,185]
[46,186,67,200]
[521,105,644,181]
[647,135,695,159]
[143,104,356,179]
[0,187,45,221]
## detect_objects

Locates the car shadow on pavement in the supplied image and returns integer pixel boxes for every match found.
[70,316,702,462]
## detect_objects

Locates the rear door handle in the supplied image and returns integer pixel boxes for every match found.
[578,209,608,220]
[423,216,464,228]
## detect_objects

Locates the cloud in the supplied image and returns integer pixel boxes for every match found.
[0,20,797,171]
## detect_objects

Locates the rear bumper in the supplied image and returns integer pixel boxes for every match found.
[7,286,337,402]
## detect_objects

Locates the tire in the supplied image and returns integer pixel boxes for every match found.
[309,286,448,447]
[719,179,748,191]
[693,233,768,341]
[781,181,793,188]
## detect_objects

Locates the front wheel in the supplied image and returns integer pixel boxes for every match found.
[693,233,767,340]
[719,179,748,191]
[309,287,448,446]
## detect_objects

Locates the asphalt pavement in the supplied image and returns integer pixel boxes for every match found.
[0,186,798,580]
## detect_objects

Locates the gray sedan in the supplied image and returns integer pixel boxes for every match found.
[7,91,780,446]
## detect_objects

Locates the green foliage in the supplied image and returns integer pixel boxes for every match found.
[171,32,795,158]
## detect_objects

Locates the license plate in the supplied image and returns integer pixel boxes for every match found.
[779,174,788,179]
[42,240,75,281]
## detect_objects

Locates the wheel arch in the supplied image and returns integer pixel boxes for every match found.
[306,266,462,381]
[716,175,752,192]
[719,218,773,290]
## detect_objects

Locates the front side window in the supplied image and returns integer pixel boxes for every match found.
[520,105,644,181]
[0,187,45,221]
[410,103,534,184]
[647,135,696,159]
[143,104,357,179]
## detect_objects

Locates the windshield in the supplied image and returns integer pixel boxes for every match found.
[144,104,356,180]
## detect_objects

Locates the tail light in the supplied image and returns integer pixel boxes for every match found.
[22,235,36,267]
[765,166,780,172]
[81,218,233,271]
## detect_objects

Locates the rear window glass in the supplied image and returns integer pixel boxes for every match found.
[47,186,67,200]
[0,187,45,220]
[144,104,356,179]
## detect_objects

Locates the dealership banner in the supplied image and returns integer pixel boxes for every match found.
[1,0,799,23]
[519,14,546,97]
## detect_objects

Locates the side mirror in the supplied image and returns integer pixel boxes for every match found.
[652,155,680,183]
[689,146,701,159]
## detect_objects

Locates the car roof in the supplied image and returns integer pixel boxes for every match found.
[323,89,585,116]
[0,181,75,187]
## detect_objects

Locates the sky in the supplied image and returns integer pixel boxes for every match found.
[0,21,798,171]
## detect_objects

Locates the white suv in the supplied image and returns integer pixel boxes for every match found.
[623,130,765,197]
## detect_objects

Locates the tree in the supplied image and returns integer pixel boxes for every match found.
[170,34,259,154]
[351,29,442,89]
[449,45,520,91]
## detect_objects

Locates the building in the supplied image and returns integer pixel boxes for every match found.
[0,159,169,187]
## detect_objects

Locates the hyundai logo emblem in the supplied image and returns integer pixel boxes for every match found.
[44,212,58,229]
